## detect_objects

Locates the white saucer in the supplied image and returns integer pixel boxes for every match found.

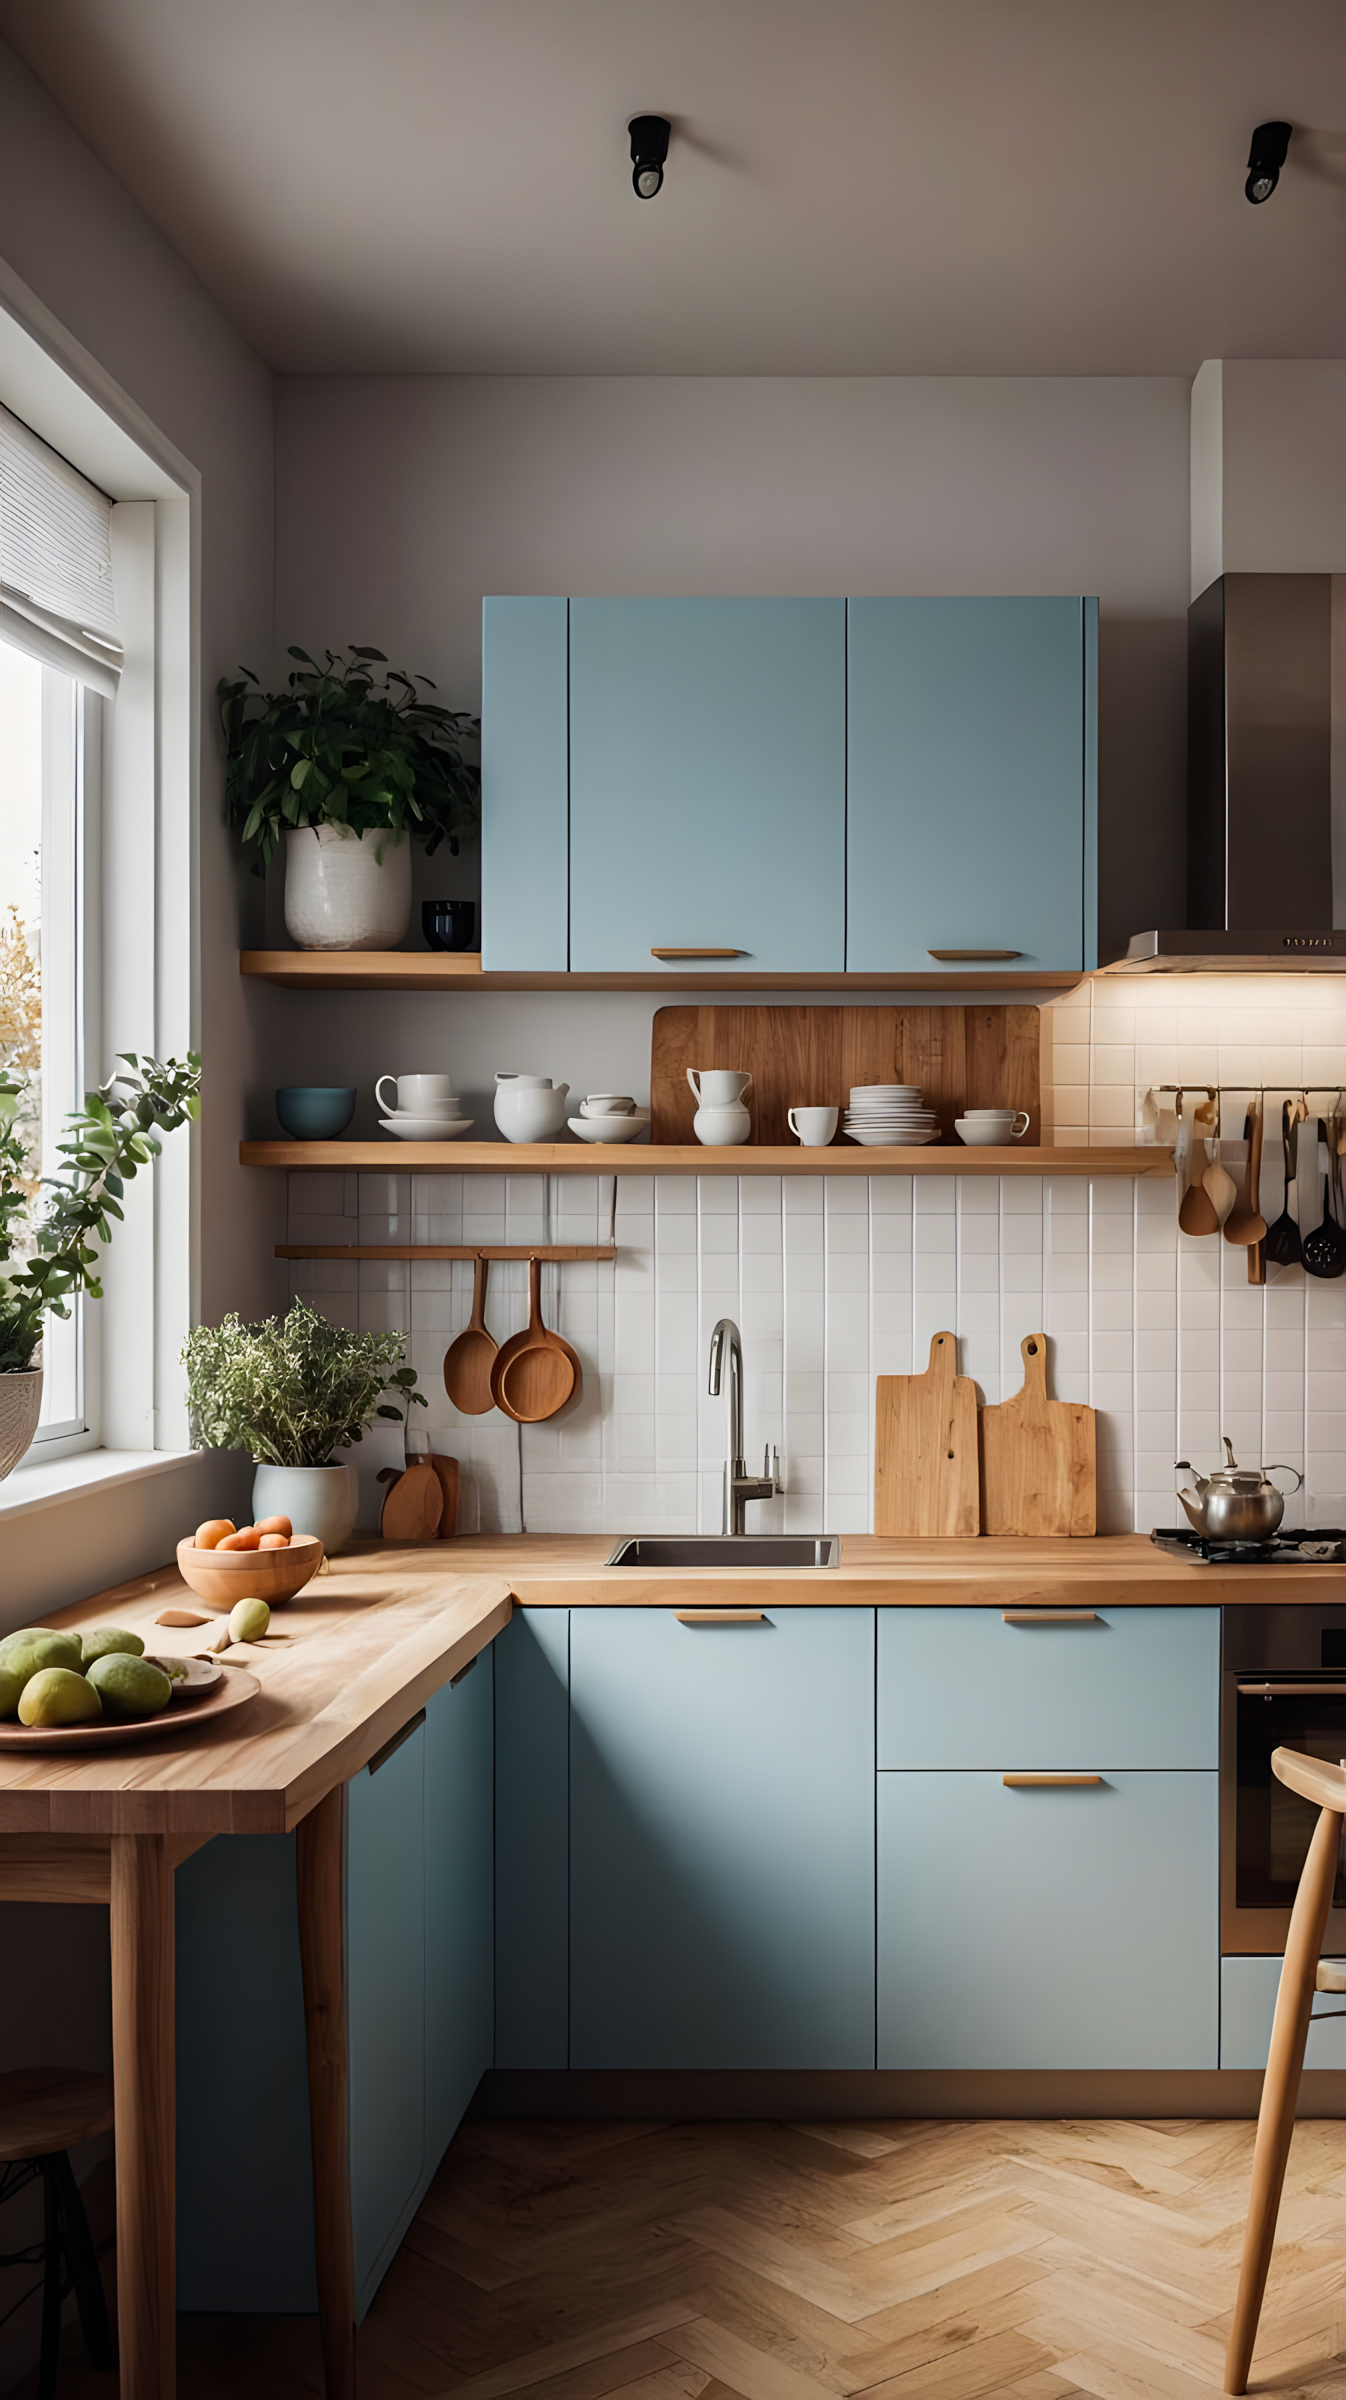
[379,1114,474,1141]
[567,1113,651,1145]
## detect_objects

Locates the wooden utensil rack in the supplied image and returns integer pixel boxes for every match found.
[277,1244,616,1262]
[1152,1085,1346,1288]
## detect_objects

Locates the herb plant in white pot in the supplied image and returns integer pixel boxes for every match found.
[219,647,480,951]
[0,1055,200,1479]
[181,1300,425,1550]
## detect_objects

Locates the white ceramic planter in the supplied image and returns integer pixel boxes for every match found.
[252,1460,359,1552]
[0,1369,43,1481]
[284,825,412,952]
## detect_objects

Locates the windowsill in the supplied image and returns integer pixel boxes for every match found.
[0,1446,200,1521]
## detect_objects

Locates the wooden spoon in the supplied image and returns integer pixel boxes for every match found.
[1178,1096,1220,1235]
[443,1255,497,1415]
[1224,1099,1267,1246]
[491,1258,576,1424]
[1202,1147,1238,1227]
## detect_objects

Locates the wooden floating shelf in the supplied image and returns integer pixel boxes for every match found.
[240,950,1083,995]
[277,1244,616,1262]
[244,1141,1173,1178]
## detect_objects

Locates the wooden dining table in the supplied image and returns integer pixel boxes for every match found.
[0,1544,512,2400]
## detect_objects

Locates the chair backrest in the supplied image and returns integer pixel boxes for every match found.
[1272,1745,1346,1812]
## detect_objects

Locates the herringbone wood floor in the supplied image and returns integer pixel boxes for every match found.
[26,2115,1346,2397]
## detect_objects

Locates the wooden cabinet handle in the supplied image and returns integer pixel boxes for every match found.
[1003,1773,1103,1787]
[1001,1609,1099,1625]
[675,1609,766,1624]
[1237,1682,1346,1696]
[927,949,1022,962]
[650,948,746,960]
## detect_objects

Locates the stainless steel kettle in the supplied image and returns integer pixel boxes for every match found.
[1175,1438,1303,1542]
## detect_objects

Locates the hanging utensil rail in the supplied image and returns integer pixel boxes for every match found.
[276,1244,616,1261]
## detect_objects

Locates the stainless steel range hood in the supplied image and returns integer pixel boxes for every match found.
[1108,573,1346,971]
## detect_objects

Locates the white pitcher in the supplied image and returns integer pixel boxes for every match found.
[687,1069,752,1109]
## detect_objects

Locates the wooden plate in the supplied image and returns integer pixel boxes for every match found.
[0,1665,261,1752]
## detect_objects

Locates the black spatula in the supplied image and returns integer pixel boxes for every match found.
[1264,1098,1302,1268]
[1302,1120,1346,1278]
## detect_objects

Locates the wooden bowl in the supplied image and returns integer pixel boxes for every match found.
[174,1533,323,1608]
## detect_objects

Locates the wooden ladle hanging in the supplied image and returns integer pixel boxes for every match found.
[490,1258,578,1424]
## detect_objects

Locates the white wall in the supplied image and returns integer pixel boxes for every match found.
[1191,358,1346,596]
[276,372,1192,961]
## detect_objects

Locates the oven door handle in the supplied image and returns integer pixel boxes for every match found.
[1236,1682,1346,1696]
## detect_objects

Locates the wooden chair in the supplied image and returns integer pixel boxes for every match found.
[1226,1745,1346,2394]
[0,2065,115,2398]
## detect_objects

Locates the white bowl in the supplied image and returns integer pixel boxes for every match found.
[845,1127,942,1147]
[379,1114,474,1140]
[567,1113,651,1145]
[954,1119,1013,1145]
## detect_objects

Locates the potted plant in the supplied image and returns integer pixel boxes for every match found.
[219,647,480,951]
[181,1299,426,1550]
[0,1053,201,1478]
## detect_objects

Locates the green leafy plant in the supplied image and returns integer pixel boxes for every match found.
[181,1299,426,1467]
[218,646,480,873]
[0,1053,202,1375]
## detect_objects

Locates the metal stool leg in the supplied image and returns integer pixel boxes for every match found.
[38,2160,61,2400]
[48,2147,114,2369]
[1225,1801,1344,2392]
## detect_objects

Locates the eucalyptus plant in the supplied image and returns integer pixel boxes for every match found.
[0,1053,202,1375]
[181,1299,425,1467]
[219,646,480,872]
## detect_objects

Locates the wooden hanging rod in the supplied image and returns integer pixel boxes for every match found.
[277,1243,616,1263]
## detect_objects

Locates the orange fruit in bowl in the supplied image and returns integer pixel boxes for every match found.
[193,1519,236,1550]
[254,1515,293,1539]
[217,1527,261,1551]
[258,1532,290,1550]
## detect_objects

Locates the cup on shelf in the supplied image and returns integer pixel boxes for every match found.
[421,900,476,952]
[375,1072,461,1118]
[954,1110,1030,1144]
[275,1086,356,1140]
[787,1105,839,1147]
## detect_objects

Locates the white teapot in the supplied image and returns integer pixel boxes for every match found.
[494,1073,570,1143]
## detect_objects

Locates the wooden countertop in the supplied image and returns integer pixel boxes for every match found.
[0,1550,511,1837]
[443,1530,1346,1610]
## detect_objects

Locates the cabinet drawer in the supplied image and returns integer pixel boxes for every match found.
[878,1606,1219,1770]
[878,1769,1218,2069]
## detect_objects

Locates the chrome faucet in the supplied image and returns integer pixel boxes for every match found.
[708,1316,780,1536]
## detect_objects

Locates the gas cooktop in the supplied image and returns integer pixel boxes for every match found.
[1150,1528,1346,1566]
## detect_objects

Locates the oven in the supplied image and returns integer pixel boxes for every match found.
[1222,1603,1346,1953]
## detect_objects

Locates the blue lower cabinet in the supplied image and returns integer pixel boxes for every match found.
[424,1656,495,2165]
[878,1770,1219,2069]
[570,1606,875,2068]
[176,1835,317,2311]
[494,1607,570,2066]
[1220,1954,1346,2070]
[347,1717,426,2314]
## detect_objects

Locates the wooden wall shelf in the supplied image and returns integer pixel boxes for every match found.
[240,950,1083,996]
[277,1244,616,1262]
[244,1141,1172,1179]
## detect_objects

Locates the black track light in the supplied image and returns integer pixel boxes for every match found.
[628,115,671,199]
[1246,120,1292,204]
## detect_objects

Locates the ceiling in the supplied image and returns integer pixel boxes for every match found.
[1,0,1344,376]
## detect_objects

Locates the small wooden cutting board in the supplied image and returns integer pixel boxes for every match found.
[379,1461,444,1541]
[875,1331,980,1536]
[979,1332,1096,1536]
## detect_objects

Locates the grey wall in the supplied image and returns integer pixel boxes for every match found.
[276,371,1192,967]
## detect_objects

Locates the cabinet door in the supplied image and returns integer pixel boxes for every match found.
[481,596,569,970]
[347,1719,425,2313]
[495,1607,570,2067]
[570,1606,875,2068]
[424,1655,494,2167]
[568,598,846,974]
[878,1770,1218,2068]
[847,598,1097,974]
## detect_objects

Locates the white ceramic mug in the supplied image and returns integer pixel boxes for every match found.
[955,1111,1030,1144]
[376,1072,459,1117]
[687,1068,752,1109]
[788,1105,839,1147]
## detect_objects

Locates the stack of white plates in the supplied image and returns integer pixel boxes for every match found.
[843,1084,941,1147]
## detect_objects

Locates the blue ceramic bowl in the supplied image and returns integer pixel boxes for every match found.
[275,1086,356,1140]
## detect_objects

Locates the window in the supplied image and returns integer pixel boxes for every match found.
[0,406,119,1456]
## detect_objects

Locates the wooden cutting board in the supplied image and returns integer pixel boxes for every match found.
[979,1333,1096,1536]
[378,1461,444,1541]
[875,1331,980,1535]
[650,1004,1040,1145]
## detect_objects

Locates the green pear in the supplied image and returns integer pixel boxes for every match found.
[18,1669,102,1727]
[85,1654,172,1722]
[80,1627,146,1666]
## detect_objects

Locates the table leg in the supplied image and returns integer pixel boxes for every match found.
[110,1833,176,2400]
[297,1784,356,2400]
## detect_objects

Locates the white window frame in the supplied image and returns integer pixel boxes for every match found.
[0,260,200,1491]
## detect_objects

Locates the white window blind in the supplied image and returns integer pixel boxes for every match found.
[0,407,122,697]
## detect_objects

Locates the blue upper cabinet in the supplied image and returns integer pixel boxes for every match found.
[846,597,1098,974]
[570,1606,875,2069]
[568,598,846,974]
[480,596,570,970]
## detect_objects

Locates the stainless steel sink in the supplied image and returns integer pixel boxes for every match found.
[604,1535,839,1568]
